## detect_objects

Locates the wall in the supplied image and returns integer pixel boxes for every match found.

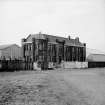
[88,62,105,68]
[62,61,88,69]
[0,50,1,57]
[1,45,21,59]
[0,60,25,71]
[33,62,41,70]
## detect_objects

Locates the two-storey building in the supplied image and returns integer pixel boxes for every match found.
[22,33,86,70]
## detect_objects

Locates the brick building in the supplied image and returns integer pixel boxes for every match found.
[21,33,86,70]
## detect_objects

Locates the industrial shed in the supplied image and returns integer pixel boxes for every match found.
[86,48,105,68]
[0,44,23,71]
[0,44,21,60]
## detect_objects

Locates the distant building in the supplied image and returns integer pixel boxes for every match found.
[87,54,105,62]
[86,48,105,68]
[0,44,21,60]
[22,33,86,70]
[86,48,105,57]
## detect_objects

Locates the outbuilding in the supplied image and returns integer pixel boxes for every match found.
[0,44,21,60]
[86,48,105,68]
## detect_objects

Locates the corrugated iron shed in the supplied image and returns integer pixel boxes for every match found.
[87,54,105,62]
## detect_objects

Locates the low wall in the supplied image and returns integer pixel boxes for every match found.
[62,61,88,69]
[88,62,105,68]
[33,62,41,70]
[48,62,54,68]
[0,60,88,71]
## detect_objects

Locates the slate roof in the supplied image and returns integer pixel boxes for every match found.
[26,33,85,47]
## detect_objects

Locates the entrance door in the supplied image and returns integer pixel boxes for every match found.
[58,56,62,64]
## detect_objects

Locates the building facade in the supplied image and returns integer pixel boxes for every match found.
[0,44,21,60]
[22,33,86,70]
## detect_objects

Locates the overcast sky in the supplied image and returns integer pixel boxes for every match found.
[0,0,105,52]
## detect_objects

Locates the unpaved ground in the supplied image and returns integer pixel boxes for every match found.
[0,68,105,105]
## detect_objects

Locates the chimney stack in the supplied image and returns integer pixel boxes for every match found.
[68,35,71,40]
[75,37,79,43]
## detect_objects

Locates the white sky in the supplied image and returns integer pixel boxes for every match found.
[0,0,105,52]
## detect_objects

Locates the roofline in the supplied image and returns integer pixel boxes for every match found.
[26,34,32,40]
[0,44,20,50]
[25,33,83,42]
[88,53,105,56]
[25,33,85,45]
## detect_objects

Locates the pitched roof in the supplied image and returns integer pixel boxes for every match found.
[26,33,85,47]
[86,54,105,62]
[86,48,105,57]
[0,44,20,50]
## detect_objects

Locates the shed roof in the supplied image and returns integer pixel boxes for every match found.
[86,54,105,62]
[86,48,105,57]
[0,44,20,50]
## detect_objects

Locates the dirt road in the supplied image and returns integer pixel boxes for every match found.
[0,68,105,105]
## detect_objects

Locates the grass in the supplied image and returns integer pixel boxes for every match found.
[0,68,105,105]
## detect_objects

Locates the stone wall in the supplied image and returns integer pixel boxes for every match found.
[62,61,88,69]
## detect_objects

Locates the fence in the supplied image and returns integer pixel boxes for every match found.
[88,62,105,68]
[1,60,105,71]
[0,60,33,71]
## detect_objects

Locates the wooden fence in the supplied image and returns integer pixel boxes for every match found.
[0,60,33,71]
